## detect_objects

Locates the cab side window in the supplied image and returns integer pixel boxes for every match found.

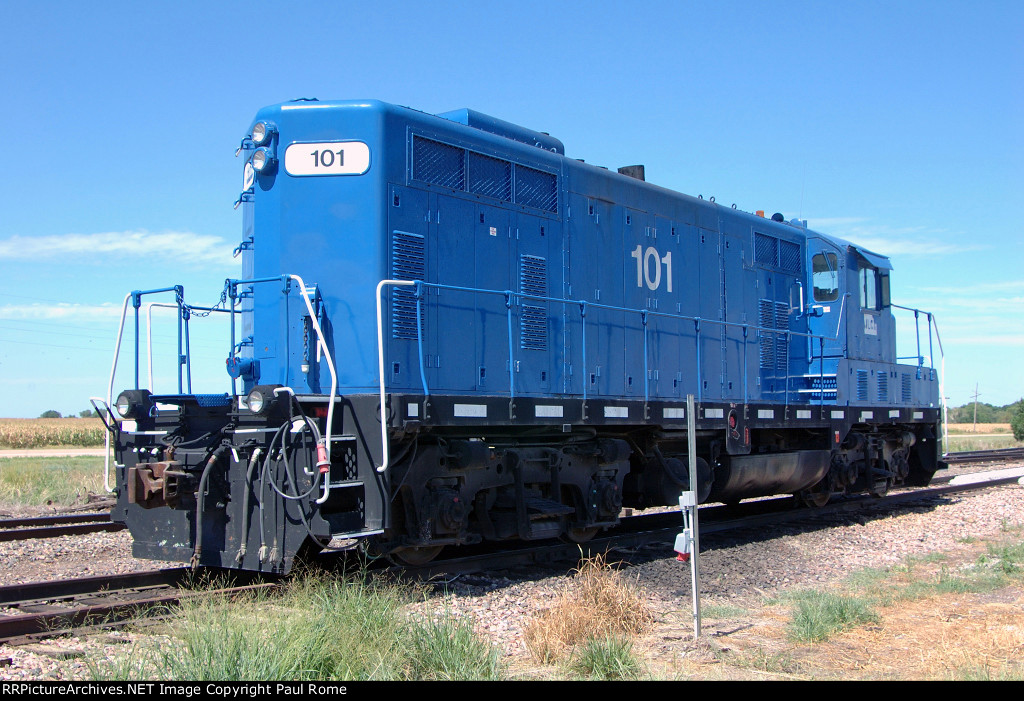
[859,266,888,311]
[812,253,839,302]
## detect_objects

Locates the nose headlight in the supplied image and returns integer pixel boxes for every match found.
[251,121,276,146]
[251,147,274,172]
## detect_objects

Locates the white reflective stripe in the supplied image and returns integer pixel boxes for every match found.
[797,410,812,419]
[604,406,628,418]
[120,419,137,432]
[454,404,487,417]
[860,411,874,421]
[831,410,845,419]
[535,405,563,418]
[889,410,901,418]
[758,409,774,419]
[663,408,685,419]
[407,404,419,418]
[704,408,724,419]
[913,411,924,419]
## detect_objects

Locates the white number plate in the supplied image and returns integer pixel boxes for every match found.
[284,141,370,176]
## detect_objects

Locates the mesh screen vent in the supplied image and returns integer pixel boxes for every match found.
[413,137,465,190]
[515,165,558,213]
[755,233,778,267]
[468,152,512,201]
[780,240,801,272]
[902,373,912,403]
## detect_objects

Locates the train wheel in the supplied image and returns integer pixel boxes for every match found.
[799,488,832,508]
[389,545,444,566]
[561,526,600,544]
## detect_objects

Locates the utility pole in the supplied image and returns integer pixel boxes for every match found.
[971,383,981,433]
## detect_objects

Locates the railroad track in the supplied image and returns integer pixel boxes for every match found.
[2,466,1019,644]
[0,568,279,645]
[944,447,1024,465]
[0,512,124,542]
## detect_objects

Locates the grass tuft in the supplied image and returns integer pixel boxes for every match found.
[567,634,644,680]
[786,590,878,642]
[524,553,653,663]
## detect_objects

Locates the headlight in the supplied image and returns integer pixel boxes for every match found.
[246,385,281,416]
[251,121,276,146]
[251,147,274,172]
[115,390,153,419]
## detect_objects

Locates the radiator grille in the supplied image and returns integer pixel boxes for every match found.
[877,373,889,403]
[902,373,912,403]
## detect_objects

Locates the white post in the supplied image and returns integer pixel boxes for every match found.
[686,394,701,637]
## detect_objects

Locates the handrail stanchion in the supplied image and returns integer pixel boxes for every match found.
[505,291,515,401]
[415,282,429,397]
[642,310,649,405]
[580,301,588,402]
[375,279,416,475]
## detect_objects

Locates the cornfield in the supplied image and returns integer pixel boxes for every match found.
[0,418,107,449]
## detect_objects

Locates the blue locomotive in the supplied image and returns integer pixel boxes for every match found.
[100,99,944,571]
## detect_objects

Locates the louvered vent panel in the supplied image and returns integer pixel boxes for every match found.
[468,152,512,201]
[520,255,547,350]
[780,240,801,273]
[755,233,778,267]
[902,373,912,403]
[774,301,790,368]
[857,370,869,402]
[412,137,465,190]
[758,299,775,369]
[391,231,425,339]
[877,373,889,403]
[515,165,558,212]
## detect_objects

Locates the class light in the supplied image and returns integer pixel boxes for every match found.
[251,121,276,146]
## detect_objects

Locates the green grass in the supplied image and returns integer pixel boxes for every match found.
[701,603,748,619]
[0,456,106,506]
[91,572,505,682]
[783,591,879,642]
[567,635,645,680]
[944,435,1024,452]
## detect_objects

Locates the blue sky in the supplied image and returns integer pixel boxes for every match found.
[1,0,1021,417]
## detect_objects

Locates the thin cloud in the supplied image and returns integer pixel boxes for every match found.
[0,230,234,268]
[805,217,986,258]
[0,303,126,320]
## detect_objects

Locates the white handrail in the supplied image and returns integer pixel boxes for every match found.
[145,302,180,392]
[286,275,338,504]
[375,279,416,474]
[101,293,133,493]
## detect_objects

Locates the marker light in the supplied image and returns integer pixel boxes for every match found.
[251,121,276,146]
